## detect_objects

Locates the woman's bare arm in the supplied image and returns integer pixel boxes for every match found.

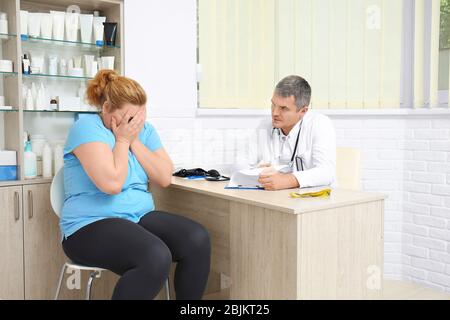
[131,141,173,188]
[73,140,129,194]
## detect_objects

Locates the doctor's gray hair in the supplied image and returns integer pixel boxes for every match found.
[275,75,311,110]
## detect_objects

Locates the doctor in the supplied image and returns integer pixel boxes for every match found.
[257,75,336,190]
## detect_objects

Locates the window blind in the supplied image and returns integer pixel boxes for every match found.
[198,0,404,109]
[198,0,276,109]
[429,0,440,107]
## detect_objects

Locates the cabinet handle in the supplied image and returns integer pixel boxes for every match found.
[14,191,20,221]
[28,190,33,219]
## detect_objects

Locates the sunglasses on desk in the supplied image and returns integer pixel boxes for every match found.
[173,168,230,181]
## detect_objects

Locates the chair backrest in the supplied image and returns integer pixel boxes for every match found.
[336,147,361,190]
[50,168,65,217]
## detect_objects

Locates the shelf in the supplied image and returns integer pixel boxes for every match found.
[21,35,120,52]
[0,177,53,187]
[1,109,97,113]
[0,33,17,41]
[0,108,18,112]
[23,109,97,114]
[0,180,21,187]
[0,71,18,78]
[22,73,93,81]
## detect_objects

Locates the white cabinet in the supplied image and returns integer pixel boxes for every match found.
[0,183,119,299]
[0,185,24,300]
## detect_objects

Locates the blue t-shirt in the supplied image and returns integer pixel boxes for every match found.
[60,114,163,239]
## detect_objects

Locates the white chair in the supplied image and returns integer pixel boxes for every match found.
[336,147,361,190]
[50,168,170,300]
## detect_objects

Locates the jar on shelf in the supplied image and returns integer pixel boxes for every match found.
[50,97,58,110]
[30,134,46,158]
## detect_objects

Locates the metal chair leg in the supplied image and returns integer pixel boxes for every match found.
[165,277,170,300]
[86,271,99,300]
[54,263,68,300]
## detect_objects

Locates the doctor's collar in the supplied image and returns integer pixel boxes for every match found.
[276,118,303,138]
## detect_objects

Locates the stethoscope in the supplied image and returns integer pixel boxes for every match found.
[271,120,304,172]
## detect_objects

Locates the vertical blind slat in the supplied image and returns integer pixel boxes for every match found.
[293,0,313,94]
[311,0,330,108]
[429,0,440,107]
[346,0,366,109]
[329,0,348,109]
[364,0,383,109]
[276,0,296,82]
[381,0,403,108]
[414,0,425,108]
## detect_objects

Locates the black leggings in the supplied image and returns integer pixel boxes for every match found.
[62,211,211,300]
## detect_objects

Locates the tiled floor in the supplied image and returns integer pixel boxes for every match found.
[203,280,450,300]
[381,280,450,300]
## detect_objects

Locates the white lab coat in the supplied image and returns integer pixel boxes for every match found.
[254,110,337,188]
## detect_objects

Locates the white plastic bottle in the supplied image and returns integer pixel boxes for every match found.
[26,88,34,110]
[31,82,37,104]
[53,143,64,174]
[24,141,37,179]
[36,87,44,110]
[22,84,28,106]
[42,143,52,178]
[0,12,8,35]
[39,82,48,110]
[78,83,87,111]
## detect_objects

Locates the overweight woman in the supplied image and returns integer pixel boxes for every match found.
[60,70,211,300]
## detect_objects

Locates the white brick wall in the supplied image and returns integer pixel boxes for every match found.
[333,115,450,292]
[401,117,450,293]
[151,114,450,293]
[338,117,407,282]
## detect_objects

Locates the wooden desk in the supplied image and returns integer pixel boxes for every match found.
[152,178,386,299]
